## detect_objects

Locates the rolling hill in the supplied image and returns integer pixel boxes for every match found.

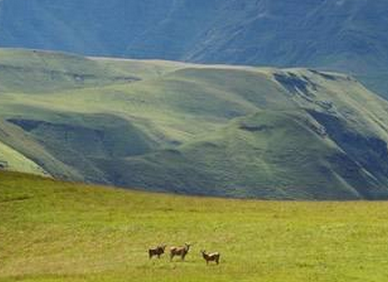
[1,171,388,282]
[0,0,387,97]
[1,48,388,199]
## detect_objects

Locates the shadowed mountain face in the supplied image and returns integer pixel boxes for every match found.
[0,0,387,97]
[2,49,388,199]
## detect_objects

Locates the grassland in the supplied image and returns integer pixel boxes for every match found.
[1,171,388,282]
[2,48,388,199]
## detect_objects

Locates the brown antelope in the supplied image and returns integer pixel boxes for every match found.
[148,245,166,259]
[201,250,220,265]
[170,243,191,261]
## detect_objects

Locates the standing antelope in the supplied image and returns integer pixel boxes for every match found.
[201,250,220,265]
[148,245,167,259]
[170,243,191,261]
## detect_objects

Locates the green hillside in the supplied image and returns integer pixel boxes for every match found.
[0,141,46,176]
[1,49,388,199]
[1,171,388,282]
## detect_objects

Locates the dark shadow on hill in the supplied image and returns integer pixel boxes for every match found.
[308,110,388,199]
[7,113,157,184]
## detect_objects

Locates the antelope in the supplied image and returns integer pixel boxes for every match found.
[201,250,220,265]
[170,243,191,261]
[148,245,166,259]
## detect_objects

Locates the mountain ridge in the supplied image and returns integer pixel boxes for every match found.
[0,0,387,97]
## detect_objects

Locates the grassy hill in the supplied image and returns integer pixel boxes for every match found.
[1,171,388,282]
[0,140,46,176]
[2,49,388,199]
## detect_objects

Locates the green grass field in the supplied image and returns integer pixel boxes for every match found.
[1,171,388,282]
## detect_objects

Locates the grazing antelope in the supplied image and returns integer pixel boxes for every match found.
[148,245,166,259]
[201,250,220,265]
[170,243,191,261]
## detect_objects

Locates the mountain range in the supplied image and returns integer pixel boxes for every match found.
[0,0,387,97]
[1,49,388,199]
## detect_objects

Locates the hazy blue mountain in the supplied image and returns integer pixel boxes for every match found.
[0,0,387,97]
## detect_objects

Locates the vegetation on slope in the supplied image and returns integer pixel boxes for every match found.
[0,49,141,93]
[1,172,388,282]
[0,141,46,176]
[1,49,388,199]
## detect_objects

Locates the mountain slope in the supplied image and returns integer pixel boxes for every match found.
[0,118,82,180]
[0,0,387,97]
[0,139,46,176]
[113,111,381,200]
[1,49,388,199]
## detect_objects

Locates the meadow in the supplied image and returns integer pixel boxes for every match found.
[1,171,388,282]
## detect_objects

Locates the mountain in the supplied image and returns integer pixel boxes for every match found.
[0,0,387,97]
[1,49,388,199]
[2,171,388,282]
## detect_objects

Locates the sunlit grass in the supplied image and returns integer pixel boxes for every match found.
[1,172,388,282]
